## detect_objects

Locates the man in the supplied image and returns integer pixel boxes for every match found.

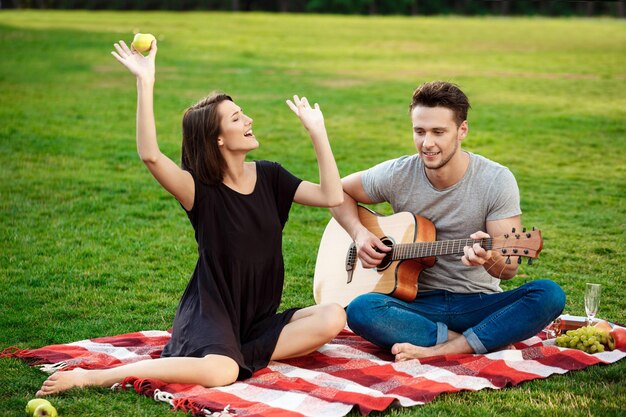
[330,81,565,360]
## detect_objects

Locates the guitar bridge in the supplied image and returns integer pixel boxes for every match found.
[345,243,357,283]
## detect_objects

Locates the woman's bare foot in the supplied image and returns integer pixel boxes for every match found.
[36,368,98,397]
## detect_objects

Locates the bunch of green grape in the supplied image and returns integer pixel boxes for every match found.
[555,326,608,353]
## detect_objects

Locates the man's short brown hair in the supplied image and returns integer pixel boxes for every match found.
[410,81,471,126]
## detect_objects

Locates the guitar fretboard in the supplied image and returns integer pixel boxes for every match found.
[392,238,493,260]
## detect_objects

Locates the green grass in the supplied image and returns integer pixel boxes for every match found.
[1,10,625,417]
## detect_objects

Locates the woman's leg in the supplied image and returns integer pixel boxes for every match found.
[36,354,239,397]
[271,303,346,360]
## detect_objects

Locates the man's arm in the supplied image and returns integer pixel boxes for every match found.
[462,215,522,280]
[329,172,390,268]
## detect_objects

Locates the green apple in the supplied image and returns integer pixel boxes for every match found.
[33,403,58,417]
[131,33,156,53]
[25,399,51,416]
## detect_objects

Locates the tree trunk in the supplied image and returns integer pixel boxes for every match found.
[290,0,304,13]
[454,0,467,14]
[501,0,511,15]
[369,0,377,15]
[232,0,240,11]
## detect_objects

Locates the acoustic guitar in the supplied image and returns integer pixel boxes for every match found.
[313,206,543,307]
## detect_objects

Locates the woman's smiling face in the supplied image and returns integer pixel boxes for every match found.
[217,100,258,153]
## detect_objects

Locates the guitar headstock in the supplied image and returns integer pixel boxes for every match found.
[491,228,543,264]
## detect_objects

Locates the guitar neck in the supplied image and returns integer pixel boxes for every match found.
[392,238,492,260]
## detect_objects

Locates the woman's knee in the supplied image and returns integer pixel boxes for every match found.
[199,355,239,387]
[319,303,347,336]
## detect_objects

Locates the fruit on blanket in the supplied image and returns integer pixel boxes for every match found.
[131,33,156,53]
[608,327,626,351]
[555,326,606,353]
[25,399,51,416]
[593,319,613,334]
[33,403,58,417]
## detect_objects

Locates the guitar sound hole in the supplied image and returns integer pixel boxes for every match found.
[376,237,394,271]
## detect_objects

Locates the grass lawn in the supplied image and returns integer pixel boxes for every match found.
[1,10,625,417]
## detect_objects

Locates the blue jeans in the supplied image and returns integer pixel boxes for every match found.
[346,279,565,354]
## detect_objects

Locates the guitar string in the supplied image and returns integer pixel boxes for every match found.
[393,238,492,259]
[484,254,502,277]
[395,238,515,279]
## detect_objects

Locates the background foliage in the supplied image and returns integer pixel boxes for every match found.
[1,10,625,417]
[3,0,626,17]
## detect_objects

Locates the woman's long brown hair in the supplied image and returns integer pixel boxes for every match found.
[181,92,232,185]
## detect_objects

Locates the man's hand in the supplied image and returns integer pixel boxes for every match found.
[354,227,391,268]
[461,231,492,267]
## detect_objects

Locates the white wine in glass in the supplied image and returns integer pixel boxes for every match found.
[584,283,601,326]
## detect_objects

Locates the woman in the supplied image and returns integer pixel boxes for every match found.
[36,39,346,396]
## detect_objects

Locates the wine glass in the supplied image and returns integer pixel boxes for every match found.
[584,283,601,326]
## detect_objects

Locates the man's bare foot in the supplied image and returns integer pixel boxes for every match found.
[36,368,97,396]
[392,335,474,361]
[491,343,516,352]
[391,343,434,361]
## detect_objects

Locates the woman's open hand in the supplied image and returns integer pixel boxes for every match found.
[286,95,325,135]
[111,39,157,82]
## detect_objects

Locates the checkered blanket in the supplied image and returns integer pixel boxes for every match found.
[3,325,625,416]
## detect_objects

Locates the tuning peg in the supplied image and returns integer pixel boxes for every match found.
[532,227,536,231]
[522,227,526,232]
[517,257,522,264]
[511,227,516,233]
[504,233,509,239]
[526,233,531,238]
[527,258,533,265]
[505,256,511,265]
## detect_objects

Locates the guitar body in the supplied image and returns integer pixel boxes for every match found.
[314,207,542,308]
[314,206,436,307]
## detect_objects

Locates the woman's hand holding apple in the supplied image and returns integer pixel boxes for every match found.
[111,37,157,83]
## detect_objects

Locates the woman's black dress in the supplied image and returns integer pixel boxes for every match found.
[161,160,302,380]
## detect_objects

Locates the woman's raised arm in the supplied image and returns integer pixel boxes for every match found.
[286,96,343,208]
[111,39,194,210]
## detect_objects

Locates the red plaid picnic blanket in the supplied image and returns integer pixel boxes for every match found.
[3,325,625,417]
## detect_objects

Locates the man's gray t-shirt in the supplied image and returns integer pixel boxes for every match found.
[361,152,521,294]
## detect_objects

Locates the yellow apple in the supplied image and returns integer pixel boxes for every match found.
[25,399,51,416]
[33,403,58,417]
[131,33,156,53]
